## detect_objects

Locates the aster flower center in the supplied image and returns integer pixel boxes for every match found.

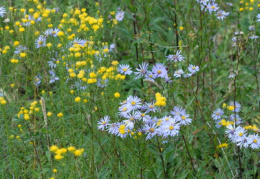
[181,116,186,120]
[123,68,127,72]
[192,67,196,70]
[102,121,106,125]
[131,101,136,105]
[253,139,257,143]
[141,113,145,117]
[149,128,155,133]
[38,41,43,45]
[211,6,215,9]
[157,70,161,74]
[166,118,169,121]
[169,126,174,130]
[130,117,134,121]
[149,105,154,109]
[239,132,243,137]
[216,112,220,116]
[123,107,127,111]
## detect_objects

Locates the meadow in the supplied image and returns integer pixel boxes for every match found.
[0,0,260,178]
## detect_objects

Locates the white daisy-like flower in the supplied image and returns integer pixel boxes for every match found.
[207,2,219,13]
[143,123,158,140]
[225,124,236,142]
[116,11,125,21]
[166,50,184,62]
[135,62,149,79]
[174,69,184,78]
[234,126,247,143]
[256,14,260,22]
[14,45,27,54]
[152,63,167,78]
[178,113,192,126]
[126,96,142,111]
[159,121,180,138]
[107,123,119,135]
[229,101,241,113]
[248,134,260,149]
[145,102,157,113]
[211,108,224,121]
[216,10,229,20]
[118,64,132,75]
[35,35,46,49]
[0,6,6,18]
[188,64,199,74]
[97,116,110,131]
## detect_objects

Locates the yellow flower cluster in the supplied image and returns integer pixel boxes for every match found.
[217,143,228,148]
[0,97,7,105]
[154,93,166,106]
[239,0,259,11]
[217,119,234,126]
[244,124,259,131]
[17,101,40,120]
[49,145,84,160]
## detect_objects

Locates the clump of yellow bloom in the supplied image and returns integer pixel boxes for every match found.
[50,144,84,160]
[0,97,7,105]
[154,93,166,106]
[75,97,81,102]
[217,143,228,148]
[114,92,120,98]
[74,149,84,156]
[57,112,63,117]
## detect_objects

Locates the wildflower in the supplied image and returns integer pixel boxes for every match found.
[178,113,192,126]
[97,116,110,131]
[216,10,229,20]
[234,126,247,143]
[188,64,199,74]
[54,155,64,160]
[74,149,84,156]
[211,108,224,120]
[217,143,228,148]
[159,120,180,137]
[152,63,167,78]
[228,101,241,113]
[50,145,58,152]
[166,50,184,62]
[174,69,184,78]
[68,146,76,152]
[116,11,124,21]
[207,2,219,13]
[0,6,6,18]
[53,169,57,173]
[143,123,158,140]
[135,62,149,79]
[256,14,260,22]
[75,97,81,102]
[118,64,132,75]
[247,134,260,149]
[145,102,157,113]
[107,123,120,135]
[114,92,120,98]
[57,113,63,117]
[126,96,142,110]
[35,35,46,49]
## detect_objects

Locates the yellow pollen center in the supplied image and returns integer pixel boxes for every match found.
[157,70,161,74]
[141,113,145,117]
[130,117,134,121]
[166,118,169,121]
[181,116,186,120]
[149,128,155,133]
[149,105,154,109]
[216,113,220,116]
[192,67,195,70]
[131,101,136,105]
[253,139,257,143]
[38,41,43,45]
[169,126,174,130]
[211,6,215,9]
[239,133,243,137]
[123,68,127,72]
[123,107,127,111]
[102,121,106,125]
